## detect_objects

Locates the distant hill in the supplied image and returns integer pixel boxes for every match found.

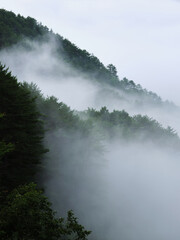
[0,8,166,106]
[1,9,180,240]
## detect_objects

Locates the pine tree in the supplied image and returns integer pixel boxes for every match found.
[0,64,46,192]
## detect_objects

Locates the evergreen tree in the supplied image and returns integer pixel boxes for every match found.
[0,64,46,192]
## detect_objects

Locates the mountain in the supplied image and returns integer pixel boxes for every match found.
[0,8,167,106]
[2,9,180,135]
[1,8,180,240]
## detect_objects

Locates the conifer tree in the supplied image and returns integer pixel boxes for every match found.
[0,64,46,192]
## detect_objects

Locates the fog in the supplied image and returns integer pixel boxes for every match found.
[0,38,100,110]
[42,134,180,240]
[1,38,180,239]
[2,0,180,105]
[104,142,180,240]
[1,38,180,133]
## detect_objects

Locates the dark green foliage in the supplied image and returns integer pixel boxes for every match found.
[23,83,92,135]
[0,113,14,162]
[23,83,101,168]
[0,8,164,103]
[0,9,115,84]
[0,141,14,162]
[23,81,180,152]
[0,65,46,192]
[42,96,80,131]
[0,9,49,48]
[107,64,118,79]
[0,68,91,240]
[64,210,91,240]
[60,38,119,84]
[87,107,180,148]
[0,183,91,240]
[2,9,179,240]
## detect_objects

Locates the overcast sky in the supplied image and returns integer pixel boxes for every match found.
[1,0,180,104]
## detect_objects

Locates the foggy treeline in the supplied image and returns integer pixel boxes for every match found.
[1,9,180,240]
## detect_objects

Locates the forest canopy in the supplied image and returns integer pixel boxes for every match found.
[1,8,180,240]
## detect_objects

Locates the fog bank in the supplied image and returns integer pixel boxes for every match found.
[1,38,180,240]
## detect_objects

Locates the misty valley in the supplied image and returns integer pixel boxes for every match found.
[1,9,180,240]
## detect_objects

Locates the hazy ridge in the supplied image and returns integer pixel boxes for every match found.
[1,9,180,240]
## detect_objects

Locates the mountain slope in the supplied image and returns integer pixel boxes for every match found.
[0,8,164,104]
[1,9,180,240]
[1,8,180,136]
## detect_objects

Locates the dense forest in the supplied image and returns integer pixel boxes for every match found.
[0,65,92,239]
[0,8,167,105]
[1,8,180,240]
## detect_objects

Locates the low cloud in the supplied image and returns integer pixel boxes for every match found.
[1,37,180,240]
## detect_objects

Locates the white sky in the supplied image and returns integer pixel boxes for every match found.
[1,0,180,104]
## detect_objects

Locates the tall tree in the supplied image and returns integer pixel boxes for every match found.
[0,64,46,192]
[0,183,91,240]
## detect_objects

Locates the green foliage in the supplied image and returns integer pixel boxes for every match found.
[0,9,115,84]
[0,68,92,240]
[23,82,92,134]
[0,8,165,103]
[0,113,14,162]
[0,113,5,118]
[63,210,91,240]
[86,107,180,148]
[0,9,49,48]
[24,83,102,169]
[0,183,91,240]
[1,9,178,240]
[107,64,118,79]
[60,38,118,84]
[42,96,80,131]
[0,65,46,192]
[23,81,180,153]
[0,141,14,162]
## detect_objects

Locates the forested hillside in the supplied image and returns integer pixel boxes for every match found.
[1,63,179,239]
[0,8,165,104]
[0,65,91,240]
[1,8,180,240]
